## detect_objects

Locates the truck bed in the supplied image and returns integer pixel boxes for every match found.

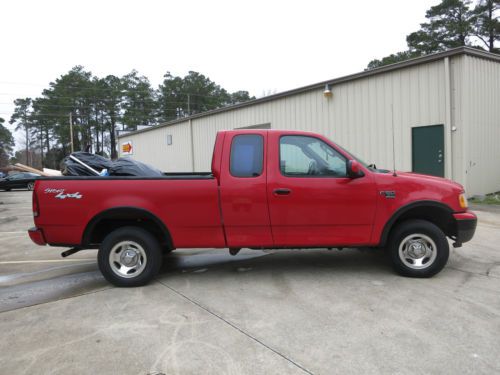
[39,172,214,180]
[34,176,225,248]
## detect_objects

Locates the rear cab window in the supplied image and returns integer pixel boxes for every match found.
[230,134,264,177]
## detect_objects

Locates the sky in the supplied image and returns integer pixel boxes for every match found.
[0,0,440,145]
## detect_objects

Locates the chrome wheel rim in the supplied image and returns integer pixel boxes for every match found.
[109,241,147,278]
[27,182,34,190]
[398,233,437,270]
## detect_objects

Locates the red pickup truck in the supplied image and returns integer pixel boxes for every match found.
[29,130,477,286]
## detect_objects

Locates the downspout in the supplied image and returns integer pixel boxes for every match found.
[444,57,453,180]
[189,118,195,172]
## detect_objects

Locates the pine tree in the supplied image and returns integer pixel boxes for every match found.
[0,117,15,167]
[472,0,500,52]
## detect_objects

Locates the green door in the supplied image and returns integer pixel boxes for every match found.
[412,125,444,177]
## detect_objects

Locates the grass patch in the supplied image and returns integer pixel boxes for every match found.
[470,192,500,205]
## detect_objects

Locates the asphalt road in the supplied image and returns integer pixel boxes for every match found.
[0,190,499,374]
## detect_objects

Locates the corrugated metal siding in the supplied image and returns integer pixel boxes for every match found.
[186,60,448,172]
[119,122,192,172]
[121,60,449,176]
[450,55,467,191]
[462,55,500,196]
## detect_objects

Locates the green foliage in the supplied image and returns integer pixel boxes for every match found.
[407,0,474,53]
[229,91,255,104]
[0,117,15,167]
[8,67,254,167]
[367,51,422,70]
[9,98,33,165]
[121,70,157,130]
[157,71,255,122]
[157,72,184,121]
[469,191,500,204]
[367,0,499,69]
[471,0,500,52]
[98,75,123,159]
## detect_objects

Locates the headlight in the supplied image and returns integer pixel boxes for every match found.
[459,193,468,209]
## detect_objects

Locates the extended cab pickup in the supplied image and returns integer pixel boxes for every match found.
[29,130,477,286]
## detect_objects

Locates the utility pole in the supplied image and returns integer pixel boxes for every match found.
[23,112,29,165]
[69,112,74,153]
[187,93,190,116]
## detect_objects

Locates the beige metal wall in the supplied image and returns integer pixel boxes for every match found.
[118,55,499,195]
[119,121,193,172]
[187,60,448,174]
[460,55,500,196]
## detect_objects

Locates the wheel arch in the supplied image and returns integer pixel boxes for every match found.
[379,201,454,247]
[82,206,174,250]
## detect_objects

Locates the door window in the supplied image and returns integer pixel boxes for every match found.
[280,136,347,177]
[230,135,264,177]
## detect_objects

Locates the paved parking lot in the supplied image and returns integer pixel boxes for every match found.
[0,190,499,374]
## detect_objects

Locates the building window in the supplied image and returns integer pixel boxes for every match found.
[280,135,347,177]
[230,135,264,177]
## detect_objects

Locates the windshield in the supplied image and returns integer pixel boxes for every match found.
[333,142,390,173]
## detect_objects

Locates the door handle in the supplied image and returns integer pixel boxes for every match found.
[273,188,291,195]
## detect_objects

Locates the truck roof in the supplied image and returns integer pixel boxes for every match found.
[217,129,322,136]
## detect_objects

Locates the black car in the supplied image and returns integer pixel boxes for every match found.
[0,172,40,191]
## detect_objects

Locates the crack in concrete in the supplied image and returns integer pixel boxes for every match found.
[0,216,17,224]
[485,262,500,277]
[0,284,113,314]
[447,265,500,280]
[156,278,314,375]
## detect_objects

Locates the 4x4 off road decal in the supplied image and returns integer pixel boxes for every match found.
[44,188,83,200]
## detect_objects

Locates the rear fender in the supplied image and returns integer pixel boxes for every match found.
[82,206,173,248]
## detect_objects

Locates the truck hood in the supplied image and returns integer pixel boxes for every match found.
[395,171,464,191]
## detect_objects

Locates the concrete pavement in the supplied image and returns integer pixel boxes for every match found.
[0,190,499,374]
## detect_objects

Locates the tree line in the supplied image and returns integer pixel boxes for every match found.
[1,67,254,169]
[367,0,499,69]
[0,117,14,168]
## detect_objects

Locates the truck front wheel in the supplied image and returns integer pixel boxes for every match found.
[388,219,449,278]
[98,226,162,287]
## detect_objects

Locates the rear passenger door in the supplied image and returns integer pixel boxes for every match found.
[219,132,274,248]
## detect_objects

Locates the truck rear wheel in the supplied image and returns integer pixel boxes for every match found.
[98,226,162,287]
[388,219,449,278]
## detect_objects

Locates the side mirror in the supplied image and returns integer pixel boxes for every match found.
[347,160,364,178]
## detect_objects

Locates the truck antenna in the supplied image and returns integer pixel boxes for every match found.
[391,104,397,177]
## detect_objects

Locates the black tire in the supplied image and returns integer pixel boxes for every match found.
[98,226,162,287]
[388,219,449,278]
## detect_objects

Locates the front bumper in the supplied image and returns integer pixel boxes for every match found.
[28,227,47,246]
[452,212,477,244]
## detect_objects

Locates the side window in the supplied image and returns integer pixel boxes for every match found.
[280,136,347,177]
[230,135,264,177]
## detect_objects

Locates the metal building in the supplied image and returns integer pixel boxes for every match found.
[118,47,500,197]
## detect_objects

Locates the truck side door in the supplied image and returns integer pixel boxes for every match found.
[219,131,274,248]
[267,132,377,247]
